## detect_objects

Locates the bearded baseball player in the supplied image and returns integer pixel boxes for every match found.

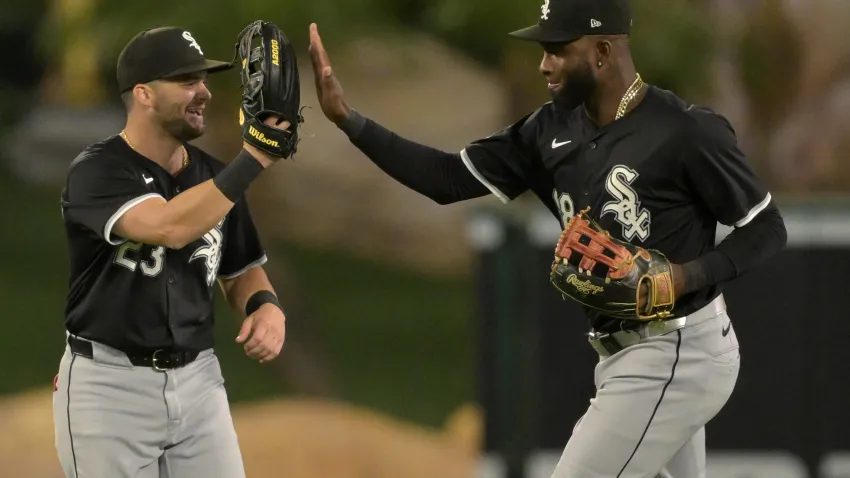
[54,22,301,478]
[309,0,787,475]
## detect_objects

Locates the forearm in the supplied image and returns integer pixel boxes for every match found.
[156,180,240,248]
[338,110,490,204]
[678,204,787,295]
[221,267,277,317]
[168,149,272,247]
[116,150,268,249]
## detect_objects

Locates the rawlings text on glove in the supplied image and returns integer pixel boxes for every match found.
[549,208,676,321]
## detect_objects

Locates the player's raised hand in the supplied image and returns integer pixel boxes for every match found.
[235,303,286,363]
[308,23,351,126]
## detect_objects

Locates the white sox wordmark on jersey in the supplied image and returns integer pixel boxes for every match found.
[190,218,226,287]
[601,165,651,242]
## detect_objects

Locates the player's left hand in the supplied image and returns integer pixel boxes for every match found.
[235,303,286,363]
[639,263,685,312]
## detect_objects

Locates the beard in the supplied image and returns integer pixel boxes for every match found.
[154,102,204,142]
[550,61,597,113]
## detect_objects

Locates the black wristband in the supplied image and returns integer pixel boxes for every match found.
[245,290,282,316]
[338,109,367,138]
[680,250,737,295]
[213,149,265,203]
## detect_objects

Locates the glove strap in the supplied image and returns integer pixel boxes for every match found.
[637,270,675,320]
[242,118,296,158]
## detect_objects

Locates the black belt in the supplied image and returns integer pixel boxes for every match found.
[68,335,200,371]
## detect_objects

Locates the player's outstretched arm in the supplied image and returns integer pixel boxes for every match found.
[308,23,490,205]
[113,121,288,250]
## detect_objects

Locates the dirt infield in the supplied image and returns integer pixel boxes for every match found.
[0,388,483,478]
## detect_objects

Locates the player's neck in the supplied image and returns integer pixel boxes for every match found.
[585,65,646,127]
[121,117,185,174]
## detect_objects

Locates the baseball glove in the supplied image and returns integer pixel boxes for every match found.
[549,208,676,321]
[235,20,303,158]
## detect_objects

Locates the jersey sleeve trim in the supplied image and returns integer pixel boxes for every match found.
[218,254,268,280]
[103,193,166,246]
[734,192,772,228]
[460,148,510,204]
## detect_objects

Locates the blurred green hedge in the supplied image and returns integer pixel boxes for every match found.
[23,0,717,103]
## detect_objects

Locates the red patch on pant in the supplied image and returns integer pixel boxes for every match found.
[53,374,59,392]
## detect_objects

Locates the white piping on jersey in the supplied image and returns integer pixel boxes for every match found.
[734,192,772,227]
[460,148,510,204]
[103,193,165,246]
[217,254,268,280]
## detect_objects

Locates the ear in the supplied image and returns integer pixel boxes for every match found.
[594,39,613,69]
[133,84,155,108]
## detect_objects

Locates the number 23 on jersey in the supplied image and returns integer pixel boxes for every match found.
[113,241,165,277]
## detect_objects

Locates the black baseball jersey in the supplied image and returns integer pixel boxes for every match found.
[60,135,267,353]
[461,85,772,324]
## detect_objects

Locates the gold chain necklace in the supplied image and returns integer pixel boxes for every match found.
[120,130,189,169]
[615,73,645,121]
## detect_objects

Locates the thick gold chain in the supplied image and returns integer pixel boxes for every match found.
[615,73,644,121]
[120,130,189,169]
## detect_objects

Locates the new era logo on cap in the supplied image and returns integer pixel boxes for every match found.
[591,19,602,28]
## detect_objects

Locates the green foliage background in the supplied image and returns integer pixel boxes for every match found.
[10,0,721,103]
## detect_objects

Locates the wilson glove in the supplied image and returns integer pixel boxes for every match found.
[235,20,303,158]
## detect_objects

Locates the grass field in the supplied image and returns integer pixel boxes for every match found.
[0,170,476,428]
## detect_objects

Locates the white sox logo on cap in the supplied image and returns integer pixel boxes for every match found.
[182,31,203,54]
[540,0,550,20]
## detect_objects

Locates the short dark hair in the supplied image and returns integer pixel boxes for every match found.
[121,90,134,111]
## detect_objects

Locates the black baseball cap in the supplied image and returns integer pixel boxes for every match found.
[116,27,233,93]
[508,0,632,44]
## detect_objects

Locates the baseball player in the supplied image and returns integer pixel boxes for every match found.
[308,0,787,475]
[54,24,301,478]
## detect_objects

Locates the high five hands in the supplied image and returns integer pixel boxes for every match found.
[308,23,352,127]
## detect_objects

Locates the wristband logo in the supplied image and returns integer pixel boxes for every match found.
[249,125,280,148]
[271,39,280,66]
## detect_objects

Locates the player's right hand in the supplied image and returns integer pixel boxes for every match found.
[308,23,351,127]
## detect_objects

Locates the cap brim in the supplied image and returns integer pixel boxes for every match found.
[508,24,583,43]
[161,59,234,79]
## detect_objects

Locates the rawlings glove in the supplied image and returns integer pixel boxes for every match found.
[549,208,676,321]
[235,20,303,158]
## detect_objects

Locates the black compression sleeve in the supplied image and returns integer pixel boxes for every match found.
[679,250,737,295]
[680,203,787,293]
[213,150,265,202]
[338,110,489,204]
